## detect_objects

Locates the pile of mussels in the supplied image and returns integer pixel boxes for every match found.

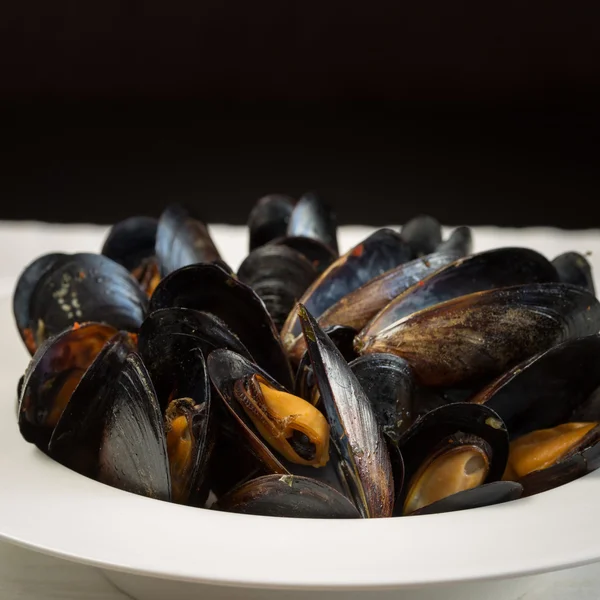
[13,194,600,519]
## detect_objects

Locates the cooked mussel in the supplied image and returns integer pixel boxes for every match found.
[553,251,595,294]
[48,334,171,500]
[207,349,330,468]
[237,244,318,331]
[396,403,509,515]
[215,474,360,518]
[248,194,296,252]
[149,262,293,389]
[400,215,442,257]
[471,335,600,438]
[349,353,415,443]
[268,236,337,275]
[286,192,339,255]
[18,322,119,450]
[504,422,600,497]
[155,203,222,276]
[14,253,147,354]
[101,216,160,296]
[298,305,394,518]
[281,228,413,364]
[356,283,600,387]
[436,226,473,256]
[362,247,559,336]
[315,250,460,335]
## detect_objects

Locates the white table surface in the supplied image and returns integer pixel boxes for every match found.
[2,220,600,599]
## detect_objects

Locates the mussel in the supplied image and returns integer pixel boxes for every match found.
[400,215,443,257]
[356,283,600,387]
[13,253,147,354]
[247,194,296,252]
[48,334,171,501]
[281,228,413,364]
[237,244,317,331]
[101,216,160,296]
[155,203,223,276]
[553,251,595,294]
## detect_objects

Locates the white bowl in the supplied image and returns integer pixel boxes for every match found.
[3,225,600,600]
[2,295,600,600]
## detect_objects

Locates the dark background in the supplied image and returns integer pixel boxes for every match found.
[1,2,599,227]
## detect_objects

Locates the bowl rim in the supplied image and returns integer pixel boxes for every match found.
[3,297,600,590]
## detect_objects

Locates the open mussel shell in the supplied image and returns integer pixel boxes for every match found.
[553,251,595,294]
[215,474,360,518]
[155,203,222,276]
[165,394,215,507]
[396,402,509,516]
[400,215,442,257]
[101,216,160,296]
[349,353,415,444]
[504,422,600,497]
[362,247,559,336]
[237,244,318,331]
[48,335,171,500]
[316,250,460,336]
[138,307,253,363]
[356,283,600,387]
[207,349,330,470]
[286,191,339,256]
[150,263,293,389]
[294,325,358,402]
[13,253,70,353]
[281,228,414,364]
[18,322,120,451]
[436,226,473,256]
[248,194,296,252]
[20,253,147,352]
[472,335,600,439]
[410,481,523,516]
[298,305,394,518]
[268,236,337,275]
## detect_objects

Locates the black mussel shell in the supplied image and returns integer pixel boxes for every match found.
[287,192,339,255]
[268,236,337,275]
[281,228,413,364]
[436,226,473,256]
[21,253,147,352]
[363,247,559,335]
[400,215,443,257]
[138,307,253,363]
[410,481,523,516]
[357,283,600,387]
[215,474,360,518]
[317,250,460,336]
[248,194,296,252]
[571,386,600,422]
[101,216,158,272]
[155,203,222,276]
[298,305,394,518]
[48,336,171,500]
[101,216,160,296]
[139,331,210,412]
[237,245,317,331]
[472,335,600,439]
[553,252,595,294]
[349,353,415,444]
[294,325,359,402]
[14,253,70,354]
[396,403,509,515]
[18,323,120,451]
[150,263,293,389]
